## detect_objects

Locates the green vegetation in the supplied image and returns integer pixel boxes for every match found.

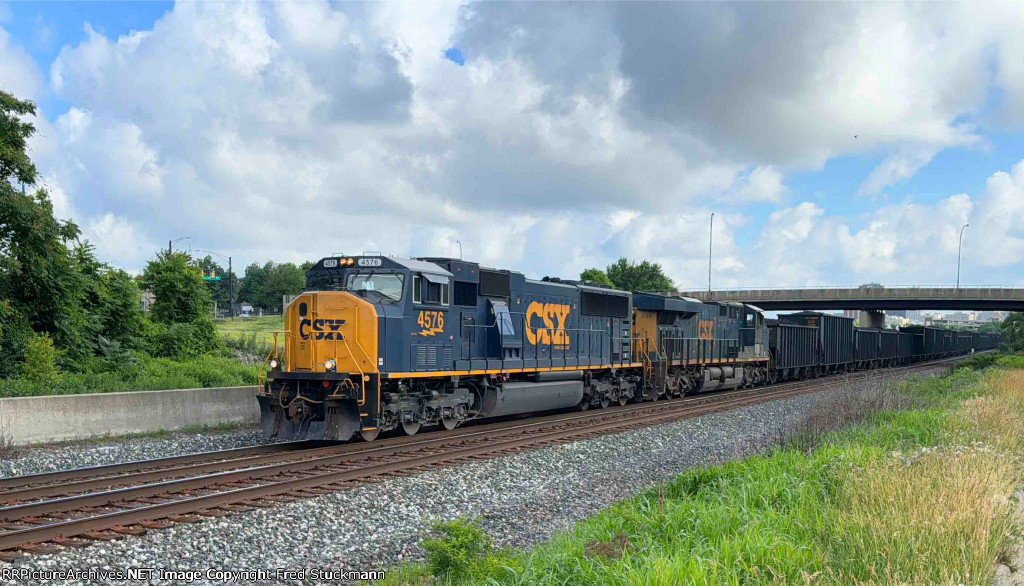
[580,257,674,293]
[0,89,272,397]
[385,364,1024,585]
[216,315,286,345]
[0,351,257,398]
[237,260,305,313]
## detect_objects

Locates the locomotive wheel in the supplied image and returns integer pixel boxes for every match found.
[441,415,461,431]
[402,421,421,436]
[360,428,380,442]
[578,398,591,411]
[618,394,629,406]
[650,389,659,402]
[600,397,611,409]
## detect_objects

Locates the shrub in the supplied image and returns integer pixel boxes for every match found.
[21,333,58,381]
[0,353,258,398]
[221,333,277,365]
[145,320,220,359]
[421,518,492,581]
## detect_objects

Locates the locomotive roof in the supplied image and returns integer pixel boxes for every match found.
[389,257,453,277]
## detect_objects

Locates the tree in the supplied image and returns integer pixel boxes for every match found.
[0,90,38,185]
[259,263,306,312]
[1002,313,1024,352]
[238,261,270,305]
[0,91,93,369]
[239,261,306,311]
[579,268,614,287]
[141,251,212,324]
[604,257,674,293]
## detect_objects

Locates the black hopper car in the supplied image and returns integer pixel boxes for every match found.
[257,255,1006,441]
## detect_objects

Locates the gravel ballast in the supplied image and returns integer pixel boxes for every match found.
[0,427,268,479]
[0,368,951,584]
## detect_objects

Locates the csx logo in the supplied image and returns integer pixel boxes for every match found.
[299,319,346,340]
[525,302,571,347]
[697,320,714,341]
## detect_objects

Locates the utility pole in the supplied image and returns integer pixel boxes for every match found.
[956,223,969,290]
[708,212,714,293]
[456,240,463,260]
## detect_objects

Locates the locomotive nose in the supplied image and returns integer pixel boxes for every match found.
[287,291,378,374]
[257,291,380,441]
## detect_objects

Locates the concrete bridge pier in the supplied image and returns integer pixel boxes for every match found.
[859,309,886,329]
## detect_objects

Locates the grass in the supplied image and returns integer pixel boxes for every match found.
[215,315,286,345]
[382,364,1024,585]
[0,353,260,398]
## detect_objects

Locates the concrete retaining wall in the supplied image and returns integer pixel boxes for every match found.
[0,386,260,446]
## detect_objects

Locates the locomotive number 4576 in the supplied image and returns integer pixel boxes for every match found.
[416,310,445,336]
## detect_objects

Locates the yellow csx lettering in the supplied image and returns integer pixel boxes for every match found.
[299,318,346,340]
[525,302,571,347]
[697,320,714,341]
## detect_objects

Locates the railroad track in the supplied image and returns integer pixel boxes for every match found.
[0,356,965,561]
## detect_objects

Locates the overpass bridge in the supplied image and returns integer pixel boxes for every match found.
[676,286,1024,328]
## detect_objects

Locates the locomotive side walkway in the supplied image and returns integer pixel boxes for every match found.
[0,387,259,445]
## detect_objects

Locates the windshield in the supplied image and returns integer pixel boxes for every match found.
[346,273,405,302]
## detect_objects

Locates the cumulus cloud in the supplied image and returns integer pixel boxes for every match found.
[0,24,44,103]
[743,163,1024,288]
[9,0,1024,290]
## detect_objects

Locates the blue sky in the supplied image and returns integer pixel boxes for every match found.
[3,1,1024,289]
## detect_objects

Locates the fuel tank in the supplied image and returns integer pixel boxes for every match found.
[480,380,584,418]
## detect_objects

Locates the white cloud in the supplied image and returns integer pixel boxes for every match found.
[12,0,1024,290]
[732,166,786,203]
[0,24,43,101]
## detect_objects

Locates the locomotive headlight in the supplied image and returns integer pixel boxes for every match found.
[269,359,279,369]
[324,359,336,371]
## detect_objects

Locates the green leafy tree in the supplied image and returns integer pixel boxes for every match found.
[300,260,316,272]
[96,269,144,346]
[0,92,93,369]
[259,262,306,312]
[0,90,37,185]
[579,268,615,287]
[605,257,675,293]
[238,261,270,305]
[141,251,212,325]
[1002,313,1024,352]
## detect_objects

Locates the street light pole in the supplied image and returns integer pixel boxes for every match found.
[169,236,190,255]
[956,223,969,290]
[708,212,714,293]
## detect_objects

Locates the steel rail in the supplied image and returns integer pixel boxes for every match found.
[0,358,948,504]
[0,441,319,492]
[0,356,966,555]
[0,379,843,552]
[0,354,958,506]
[0,357,963,553]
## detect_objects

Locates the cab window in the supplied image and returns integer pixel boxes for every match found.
[346,273,405,302]
[420,274,449,306]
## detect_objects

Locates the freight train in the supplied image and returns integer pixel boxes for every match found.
[257,256,1004,441]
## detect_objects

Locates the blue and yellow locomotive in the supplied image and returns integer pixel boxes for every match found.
[258,255,771,441]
